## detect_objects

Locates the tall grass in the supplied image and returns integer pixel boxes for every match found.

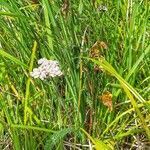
[0,0,150,149]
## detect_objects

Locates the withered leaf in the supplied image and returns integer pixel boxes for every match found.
[100,91,113,111]
[61,0,69,17]
[89,40,108,72]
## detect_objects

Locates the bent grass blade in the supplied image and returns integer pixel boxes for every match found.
[86,57,150,139]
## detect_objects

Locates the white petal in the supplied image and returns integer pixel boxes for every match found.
[38,58,47,65]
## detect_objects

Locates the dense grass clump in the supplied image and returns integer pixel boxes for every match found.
[0,0,150,149]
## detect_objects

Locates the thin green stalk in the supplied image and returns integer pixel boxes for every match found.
[24,41,37,125]
[122,84,150,139]
[42,0,54,50]
[126,44,150,80]
[11,124,56,133]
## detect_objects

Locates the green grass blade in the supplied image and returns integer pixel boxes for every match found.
[11,124,56,133]
[24,41,37,125]
[0,49,28,68]
[88,57,150,139]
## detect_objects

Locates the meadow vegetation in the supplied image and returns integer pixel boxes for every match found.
[0,0,150,149]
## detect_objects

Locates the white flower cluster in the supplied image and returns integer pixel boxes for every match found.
[30,58,63,80]
[97,5,108,12]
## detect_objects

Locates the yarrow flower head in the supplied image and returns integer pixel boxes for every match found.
[30,58,63,80]
[97,5,108,12]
